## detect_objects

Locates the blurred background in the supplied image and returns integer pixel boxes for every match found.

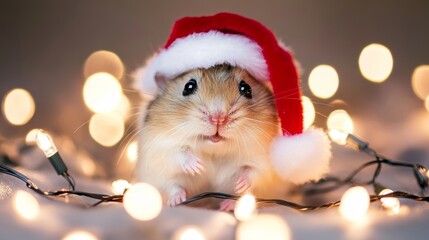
[1,0,429,180]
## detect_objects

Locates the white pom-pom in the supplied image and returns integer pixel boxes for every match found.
[270,128,331,185]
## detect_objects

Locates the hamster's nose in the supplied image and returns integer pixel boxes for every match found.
[208,112,228,126]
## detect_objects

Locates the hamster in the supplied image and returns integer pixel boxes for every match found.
[136,64,286,209]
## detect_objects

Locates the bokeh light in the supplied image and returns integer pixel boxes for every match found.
[173,226,206,240]
[127,141,138,163]
[112,179,130,195]
[13,190,40,220]
[425,96,429,112]
[358,43,393,83]
[83,72,123,114]
[114,94,131,120]
[327,109,354,138]
[236,214,291,240]
[339,186,370,221]
[78,154,96,177]
[302,96,315,130]
[379,188,400,214]
[84,50,124,80]
[234,194,257,221]
[411,65,429,100]
[123,182,163,221]
[2,88,35,126]
[62,230,98,240]
[308,65,339,99]
[89,113,125,147]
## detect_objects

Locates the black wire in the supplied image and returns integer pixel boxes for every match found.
[179,191,429,210]
[62,172,76,191]
[1,150,429,211]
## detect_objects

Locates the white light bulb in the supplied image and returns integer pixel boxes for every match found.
[328,129,349,145]
[234,194,257,221]
[25,129,39,145]
[339,186,370,221]
[35,129,58,157]
[379,189,400,214]
[327,109,354,134]
[123,182,163,221]
[112,179,130,195]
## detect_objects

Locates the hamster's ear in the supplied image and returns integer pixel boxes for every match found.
[154,72,169,92]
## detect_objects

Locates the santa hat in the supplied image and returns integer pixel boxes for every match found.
[135,12,331,184]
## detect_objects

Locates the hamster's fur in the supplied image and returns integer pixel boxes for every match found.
[136,64,287,209]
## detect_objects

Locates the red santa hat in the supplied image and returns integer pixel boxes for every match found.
[135,12,331,184]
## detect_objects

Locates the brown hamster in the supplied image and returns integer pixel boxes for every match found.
[136,64,286,209]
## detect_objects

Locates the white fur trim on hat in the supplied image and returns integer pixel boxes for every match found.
[270,128,332,185]
[135,31,269,96]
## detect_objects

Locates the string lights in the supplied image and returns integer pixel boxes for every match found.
[1,128,429,223]
[35,129,76,190]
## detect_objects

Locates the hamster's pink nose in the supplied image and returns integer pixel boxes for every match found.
[208,112,228,126]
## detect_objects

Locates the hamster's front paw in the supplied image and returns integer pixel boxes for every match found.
[180,151,205,176]
[235,166,252,194]
[167,186,187,207]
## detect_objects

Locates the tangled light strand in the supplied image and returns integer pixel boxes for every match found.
[0,129,428,210]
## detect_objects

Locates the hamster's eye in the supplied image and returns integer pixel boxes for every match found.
[239,80,252,99]
[182,79,198,96]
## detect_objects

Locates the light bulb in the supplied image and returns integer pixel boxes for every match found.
[112,179,130,195]
[328,129,348,145]
[25,128,39,145]
[35,129,68,176]
[35,129,58,157]
[234,194,257,221]
[123,182,163,221]
[379,189,400,214]
[327,109,354,134]
[339,186,370,221]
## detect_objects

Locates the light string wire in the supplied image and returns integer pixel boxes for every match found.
[1,132,429,210]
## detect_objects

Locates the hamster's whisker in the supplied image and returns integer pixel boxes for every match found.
[241,116,279,130]
[119,115,143,148]
[116,127,145,166]
[72,120,90,134]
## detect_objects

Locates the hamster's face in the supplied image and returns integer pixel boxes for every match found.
[152,64,279,149]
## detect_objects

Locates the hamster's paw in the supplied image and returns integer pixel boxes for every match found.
[219,199,236,212]
[167,187,187,207]
[235,166,252,194]
[180,152,205,176]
